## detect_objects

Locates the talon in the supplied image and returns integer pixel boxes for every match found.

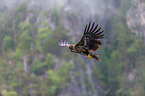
[88,54,92,58]
[97,58,101,61]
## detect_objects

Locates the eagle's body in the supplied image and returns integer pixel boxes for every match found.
[58,22,104,61]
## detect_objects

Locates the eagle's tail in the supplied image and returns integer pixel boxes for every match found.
[87,53,100,61]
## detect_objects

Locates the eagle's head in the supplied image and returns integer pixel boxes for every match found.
[68,45,75,52]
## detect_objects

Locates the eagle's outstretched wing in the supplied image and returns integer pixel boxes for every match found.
[75,22,104,52]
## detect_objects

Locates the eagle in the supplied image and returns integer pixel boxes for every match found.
[58,21,104,61]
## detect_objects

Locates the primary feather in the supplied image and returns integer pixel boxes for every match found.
[76,21,104,52]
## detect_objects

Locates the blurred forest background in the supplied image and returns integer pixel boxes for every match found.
[0,0,145,96]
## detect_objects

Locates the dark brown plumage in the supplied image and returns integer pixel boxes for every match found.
[58,21,104,61]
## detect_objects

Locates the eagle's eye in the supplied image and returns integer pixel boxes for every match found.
[69,45,74,50]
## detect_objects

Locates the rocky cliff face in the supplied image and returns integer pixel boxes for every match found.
[127,1,145,42]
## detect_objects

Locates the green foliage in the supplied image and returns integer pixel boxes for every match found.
[57,61,73,80]
[38,27,50,39]
[1,90,17,96]
[44,53,55,68]
[48,70,62,85]
[30,59,44,75]
[36,27,51,52]
[0,2,72,95]
[47,61,73,95]
[30,53,55,75]
[19,22,31,30]
[18,31,33,53]
[2,36,14,52]
[126,41,139,57]
[98,1,145,95]
[13,48,22,61]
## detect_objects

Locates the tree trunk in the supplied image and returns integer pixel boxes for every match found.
[23,56,29,72]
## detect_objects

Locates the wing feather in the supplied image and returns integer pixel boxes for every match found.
[75,21,104,51]
[93,27,101,34]
[96,30,104,35]
[84,25,87,33]
[91,24,98,33]
[87,21,91,33]
[89,22,95,33]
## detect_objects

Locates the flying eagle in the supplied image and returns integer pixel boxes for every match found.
[58,22,104,61]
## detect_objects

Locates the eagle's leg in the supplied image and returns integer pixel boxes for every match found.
[77,46,100,61]
[88,52,100,61]
[94,53,100,57]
